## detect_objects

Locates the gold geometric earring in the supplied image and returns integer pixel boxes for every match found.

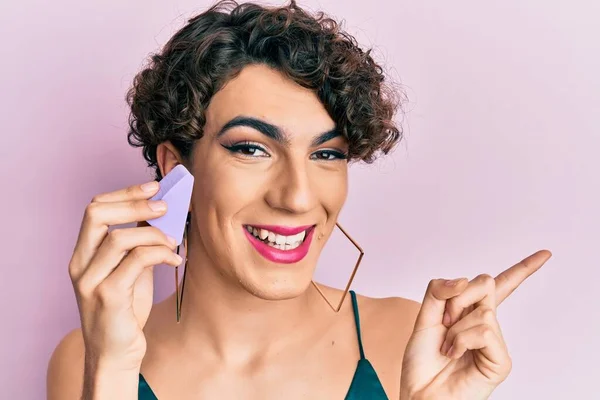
[175,212,191,323]
[311,222,364,312]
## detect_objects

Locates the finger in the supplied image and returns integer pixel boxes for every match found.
[441,305,502,356]
[446,324,508,368]
[77,226,177,288]
[101,245,182,294]
[495,249,552,306]
[91,181,160,203]
[70,198,168,277]
[444,274,496,328]
[413,278,469,332]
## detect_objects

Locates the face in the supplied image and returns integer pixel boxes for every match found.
[185,64,348,300]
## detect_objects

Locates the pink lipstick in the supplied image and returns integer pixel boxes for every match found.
[243,224,315,264]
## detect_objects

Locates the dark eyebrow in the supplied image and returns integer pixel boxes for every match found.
[311,128,341,147]
[216,115,340,147]
[216,116,288,144]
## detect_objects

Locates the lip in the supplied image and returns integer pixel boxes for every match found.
[246,224,315,236]
[244,225,315,264]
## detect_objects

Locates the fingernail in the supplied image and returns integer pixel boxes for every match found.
[174,254,183,264]
[148,200,167,212]
[141,181,159,192]
[445,278,462,286]
[447,345,454,358]
[167,236,177,246]
[443,311,451,326]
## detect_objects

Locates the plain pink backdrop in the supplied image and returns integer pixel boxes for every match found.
[1,0,598,398]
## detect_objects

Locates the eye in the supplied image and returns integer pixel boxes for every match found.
[221,141,270,158]
[310,149,348,161]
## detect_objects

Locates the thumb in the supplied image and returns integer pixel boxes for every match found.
[413,278,468,332]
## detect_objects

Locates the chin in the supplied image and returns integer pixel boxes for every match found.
[244,278,313,301]
[234,253,318,301]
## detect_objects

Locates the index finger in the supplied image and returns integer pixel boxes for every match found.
[92,181,160,203]
[495,249,552,305]
[71,198,168,275]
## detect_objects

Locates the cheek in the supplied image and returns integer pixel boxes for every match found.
[312,166,348,215]
[193,159,270,225]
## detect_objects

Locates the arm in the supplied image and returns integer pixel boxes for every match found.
[395,299,421,400]
[47,328,140,400]
[50,180,180,399]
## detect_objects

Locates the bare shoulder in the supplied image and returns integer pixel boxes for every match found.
[47,328,85,400]
[356,293,421,341]
[352,292,422,398]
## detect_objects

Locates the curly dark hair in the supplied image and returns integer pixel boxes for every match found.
[127,0,404,180]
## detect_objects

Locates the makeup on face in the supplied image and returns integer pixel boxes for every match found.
[178,65,349,299]
[216,115,349,161]
[214,117,345,265]
[243,224,316,264]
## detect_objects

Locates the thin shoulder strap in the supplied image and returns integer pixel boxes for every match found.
[349,290,366,360]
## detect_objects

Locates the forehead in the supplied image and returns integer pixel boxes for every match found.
[205,64,335,137]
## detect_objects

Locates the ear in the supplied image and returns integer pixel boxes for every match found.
[156,142,194,213]
[156,141,185,178]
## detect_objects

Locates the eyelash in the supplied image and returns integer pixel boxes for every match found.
[311,149,348,161]
[221,141,269,157]
[221,141,348,161]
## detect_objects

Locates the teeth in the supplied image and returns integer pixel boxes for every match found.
[290,231,306,244]
[275,234,285,245]
[267,241,301,250]
[285,234,295,245]
[247,225,309,250]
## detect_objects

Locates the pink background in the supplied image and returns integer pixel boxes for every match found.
[1,0,598,398]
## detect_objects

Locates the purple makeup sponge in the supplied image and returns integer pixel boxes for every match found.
[146,164,194,245]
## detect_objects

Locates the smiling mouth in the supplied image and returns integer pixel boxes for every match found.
[244,225,313,251]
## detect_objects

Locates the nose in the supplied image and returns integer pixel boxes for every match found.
[264,158,318,214]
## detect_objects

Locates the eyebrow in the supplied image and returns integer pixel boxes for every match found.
[216,115,341,147]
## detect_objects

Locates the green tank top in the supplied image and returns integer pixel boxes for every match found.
[138,290,388,399]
